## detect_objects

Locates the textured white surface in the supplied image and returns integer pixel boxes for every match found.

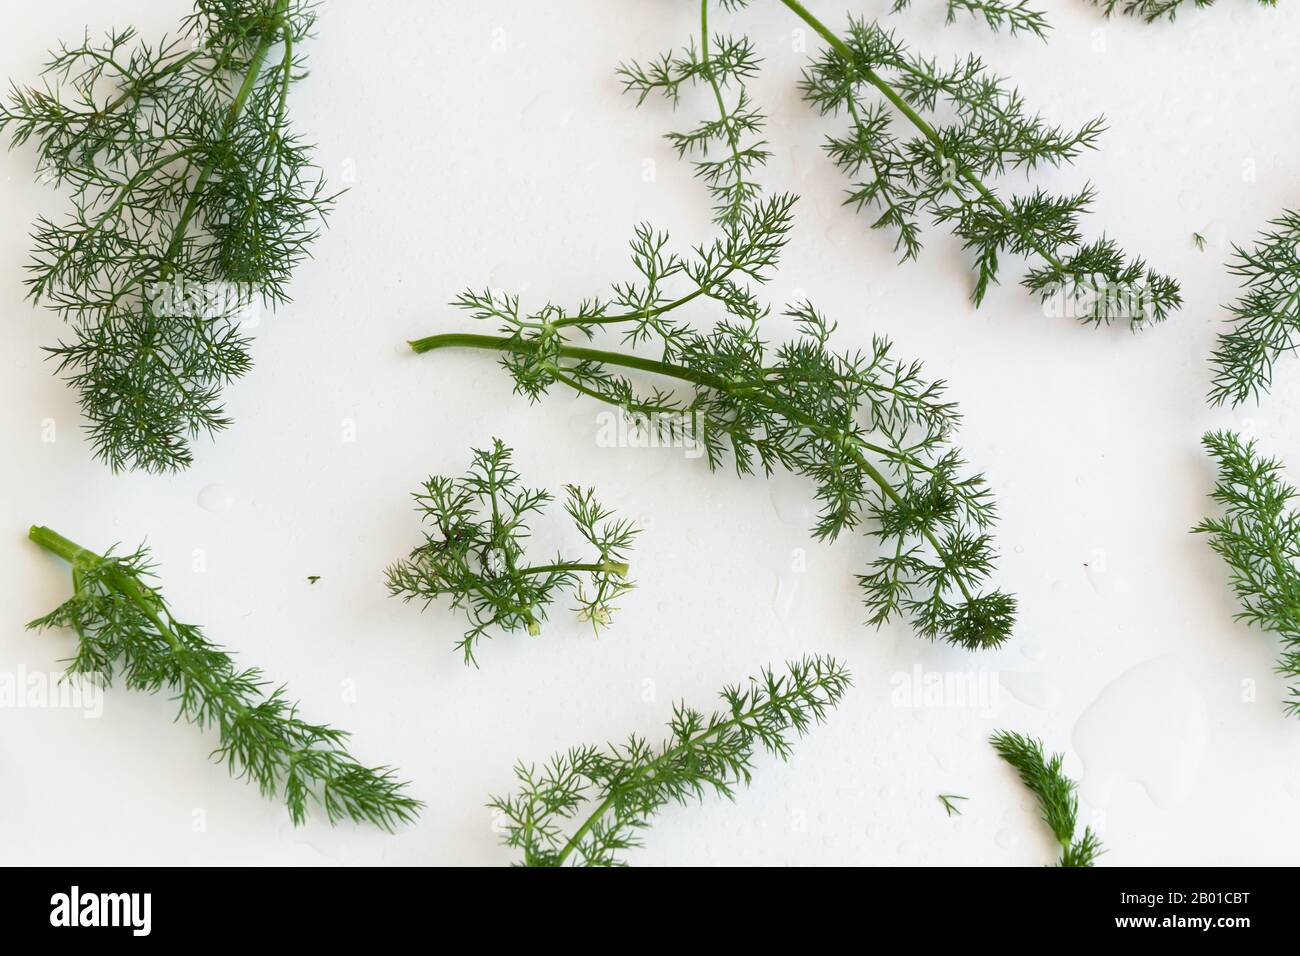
[2,0,1299,866]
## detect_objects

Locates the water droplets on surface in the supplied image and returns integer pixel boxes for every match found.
[995,827,1021,850]
[198,484,235,513]
[1020,642,1048,663]
[1002,671,1060,711]
[768,472,811,529]
[1072,656,1208,810]
[771,573,799,623]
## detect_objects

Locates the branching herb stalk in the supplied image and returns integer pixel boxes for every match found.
[1195,431,1300,716]
[991,730,1102,866]
[781,0,1180,328]
[489,655,851,866]
[412,225,1016,651]
[27,525,422,829]
[385,439,639,666]
[1208,209,1300,407]
[0,0,335,472]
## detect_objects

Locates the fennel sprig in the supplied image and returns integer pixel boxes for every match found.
[991,730,1102,867]
[1208,209,1300,407]
[0,0,334,472]
[1195,431,1300,717]
[489,655,851,866]
[27,525,422,829]
[1091,0,1277,22]
[411,251,1016,651]
[385,439,639,666]
[781,0,1181,327]
[892,0,1052,38]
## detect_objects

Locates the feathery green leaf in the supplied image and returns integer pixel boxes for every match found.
[1194,431,1300,717]
[385,439,639,666]
[489,655,851,866]
[27,524,421,829]
[991,730,1102,866]
[0,1,335,472]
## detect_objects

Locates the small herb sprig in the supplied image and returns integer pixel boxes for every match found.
[27,525,421,829]
[489,655,851,866]
[891,0,1052,39]
[1195,431,1300,717]
[938,792,967,815]
[1208,209,1300,407]
[785,0,1181,327]
[1091,0,1277,23]
[385,439,639,666]
[0,0,334,472]
[418,7,1015,651]
[991,730,1102,866]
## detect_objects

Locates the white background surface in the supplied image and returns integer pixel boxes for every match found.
[2,0,1299,866]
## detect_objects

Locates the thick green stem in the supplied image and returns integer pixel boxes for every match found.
[29,524,250,717]
[519,561,629,577]
[29,525,95,566]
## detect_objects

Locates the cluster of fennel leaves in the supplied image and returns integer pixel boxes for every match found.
[783,1,1180,327]
[1092,0,1278,22]
[1208,209,1300,406]
[489,655,851,866]
[891,0,1052,40]
[1196,431,1300,717]
[27,525,422,830]
[991,730,1103,866]
[386,439,639,666]
[0,0,333,472]
[415,0,1016,652]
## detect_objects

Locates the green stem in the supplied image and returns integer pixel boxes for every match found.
[28,525,250,718]
[410,332,973,603]
[158,0,290,279]
[519,560,629,577]
[776,0,1068,275]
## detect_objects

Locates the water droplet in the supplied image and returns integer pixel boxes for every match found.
[1002,672,1060,711]
[1072,656,1208,809]
[1020,642,1048,663]
[198,484,235,513]
[519,91,574,135]
[768,473,811,528]
[771,574,799,622]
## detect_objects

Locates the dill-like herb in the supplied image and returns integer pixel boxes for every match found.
[990,730,1102,866]
[415,4,1016,652]
[0,0,334,472]
[783,0,1181,327]
[1207,209,1300,407]
[27,525,421,830]
[488,655,851,866]
[1195,431,1300,717]
[1091,0,1278,23]
[892,0,1052,38]
[938,792,968,816]
[385,439,639,666]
